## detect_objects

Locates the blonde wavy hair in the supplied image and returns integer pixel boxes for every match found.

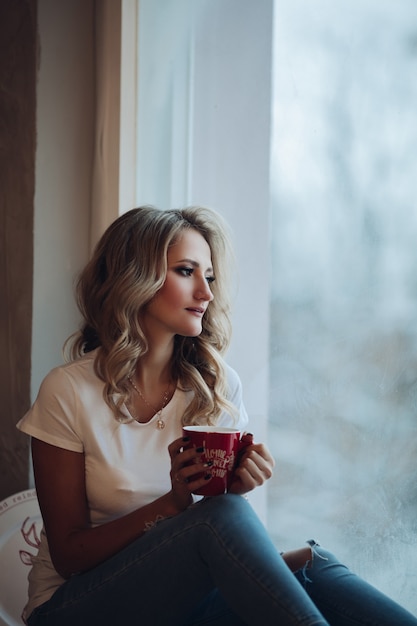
[66,206,237,424]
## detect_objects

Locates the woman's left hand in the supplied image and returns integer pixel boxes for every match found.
[228,437,275,495]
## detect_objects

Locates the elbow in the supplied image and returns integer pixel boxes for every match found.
[52,554,82,580]
[49,543,87,579]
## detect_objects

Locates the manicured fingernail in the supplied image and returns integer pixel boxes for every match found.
[182,436,190,442]
[196,446,204,453]
[204,473,212,480]
[204,460,213,467]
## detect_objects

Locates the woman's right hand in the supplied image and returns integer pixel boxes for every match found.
[168,436,213,511]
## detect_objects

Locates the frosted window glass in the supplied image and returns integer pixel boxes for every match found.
[269,0,417,614]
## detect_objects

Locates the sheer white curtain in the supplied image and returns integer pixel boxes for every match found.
[90,0,122,251]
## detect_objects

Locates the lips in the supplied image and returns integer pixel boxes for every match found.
[186,307,205,315]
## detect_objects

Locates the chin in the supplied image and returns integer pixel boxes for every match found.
[178,326,203,338]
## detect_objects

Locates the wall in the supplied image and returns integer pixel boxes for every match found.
[32,0,94,400]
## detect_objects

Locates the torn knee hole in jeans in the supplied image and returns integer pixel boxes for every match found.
[281,539,328,581]
[300,539,328,583]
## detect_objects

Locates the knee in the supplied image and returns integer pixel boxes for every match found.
[197,493,249,517]
[306,543,350,579]
[281,547,313,573]
[194,493,257,529]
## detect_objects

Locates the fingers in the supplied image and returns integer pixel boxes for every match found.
[236,457,270,487]
[232,443,275,492]
[168,437,204,469]
[169,437,213,494]
[242,443,275,472]
[168,436,190,460]
[173,467,212,492]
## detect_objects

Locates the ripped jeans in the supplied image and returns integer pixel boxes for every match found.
[27,494,417,626]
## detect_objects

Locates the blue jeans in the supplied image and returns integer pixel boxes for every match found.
[28,495,417,626]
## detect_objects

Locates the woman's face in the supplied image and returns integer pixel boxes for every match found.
[142,229,215,341]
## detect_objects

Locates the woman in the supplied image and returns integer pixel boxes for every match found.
[18,206,417,625]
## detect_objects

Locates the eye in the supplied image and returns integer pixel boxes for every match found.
[176,267,193,277]
[206,275,215,284]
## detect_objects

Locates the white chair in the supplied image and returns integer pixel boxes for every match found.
[0,490,42,626]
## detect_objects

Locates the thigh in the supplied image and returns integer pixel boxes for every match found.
[182,589,246,626]
[27,497,253,626]
[27,511,216,626]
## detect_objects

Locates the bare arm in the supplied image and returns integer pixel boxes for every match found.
[32,436,209,579]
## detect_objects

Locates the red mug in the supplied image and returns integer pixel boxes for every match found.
[182,426,252,496]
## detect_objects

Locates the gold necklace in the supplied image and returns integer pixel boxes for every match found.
[128,376,171,430]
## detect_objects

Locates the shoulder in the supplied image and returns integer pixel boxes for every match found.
[41,351,97,386]
[17,351,104,452]
[36,351,100,404]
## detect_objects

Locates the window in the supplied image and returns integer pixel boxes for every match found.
[270,0,417,613]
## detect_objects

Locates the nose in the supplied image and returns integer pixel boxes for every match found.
[195,277,214,302]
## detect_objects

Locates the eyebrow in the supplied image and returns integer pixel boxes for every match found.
[174,258,214,273]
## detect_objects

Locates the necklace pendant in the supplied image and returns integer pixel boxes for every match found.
[157,418,165,430]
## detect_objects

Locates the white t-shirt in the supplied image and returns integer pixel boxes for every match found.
[17,350,248,619]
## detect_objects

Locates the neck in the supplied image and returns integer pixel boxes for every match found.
[134,339,175,389]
